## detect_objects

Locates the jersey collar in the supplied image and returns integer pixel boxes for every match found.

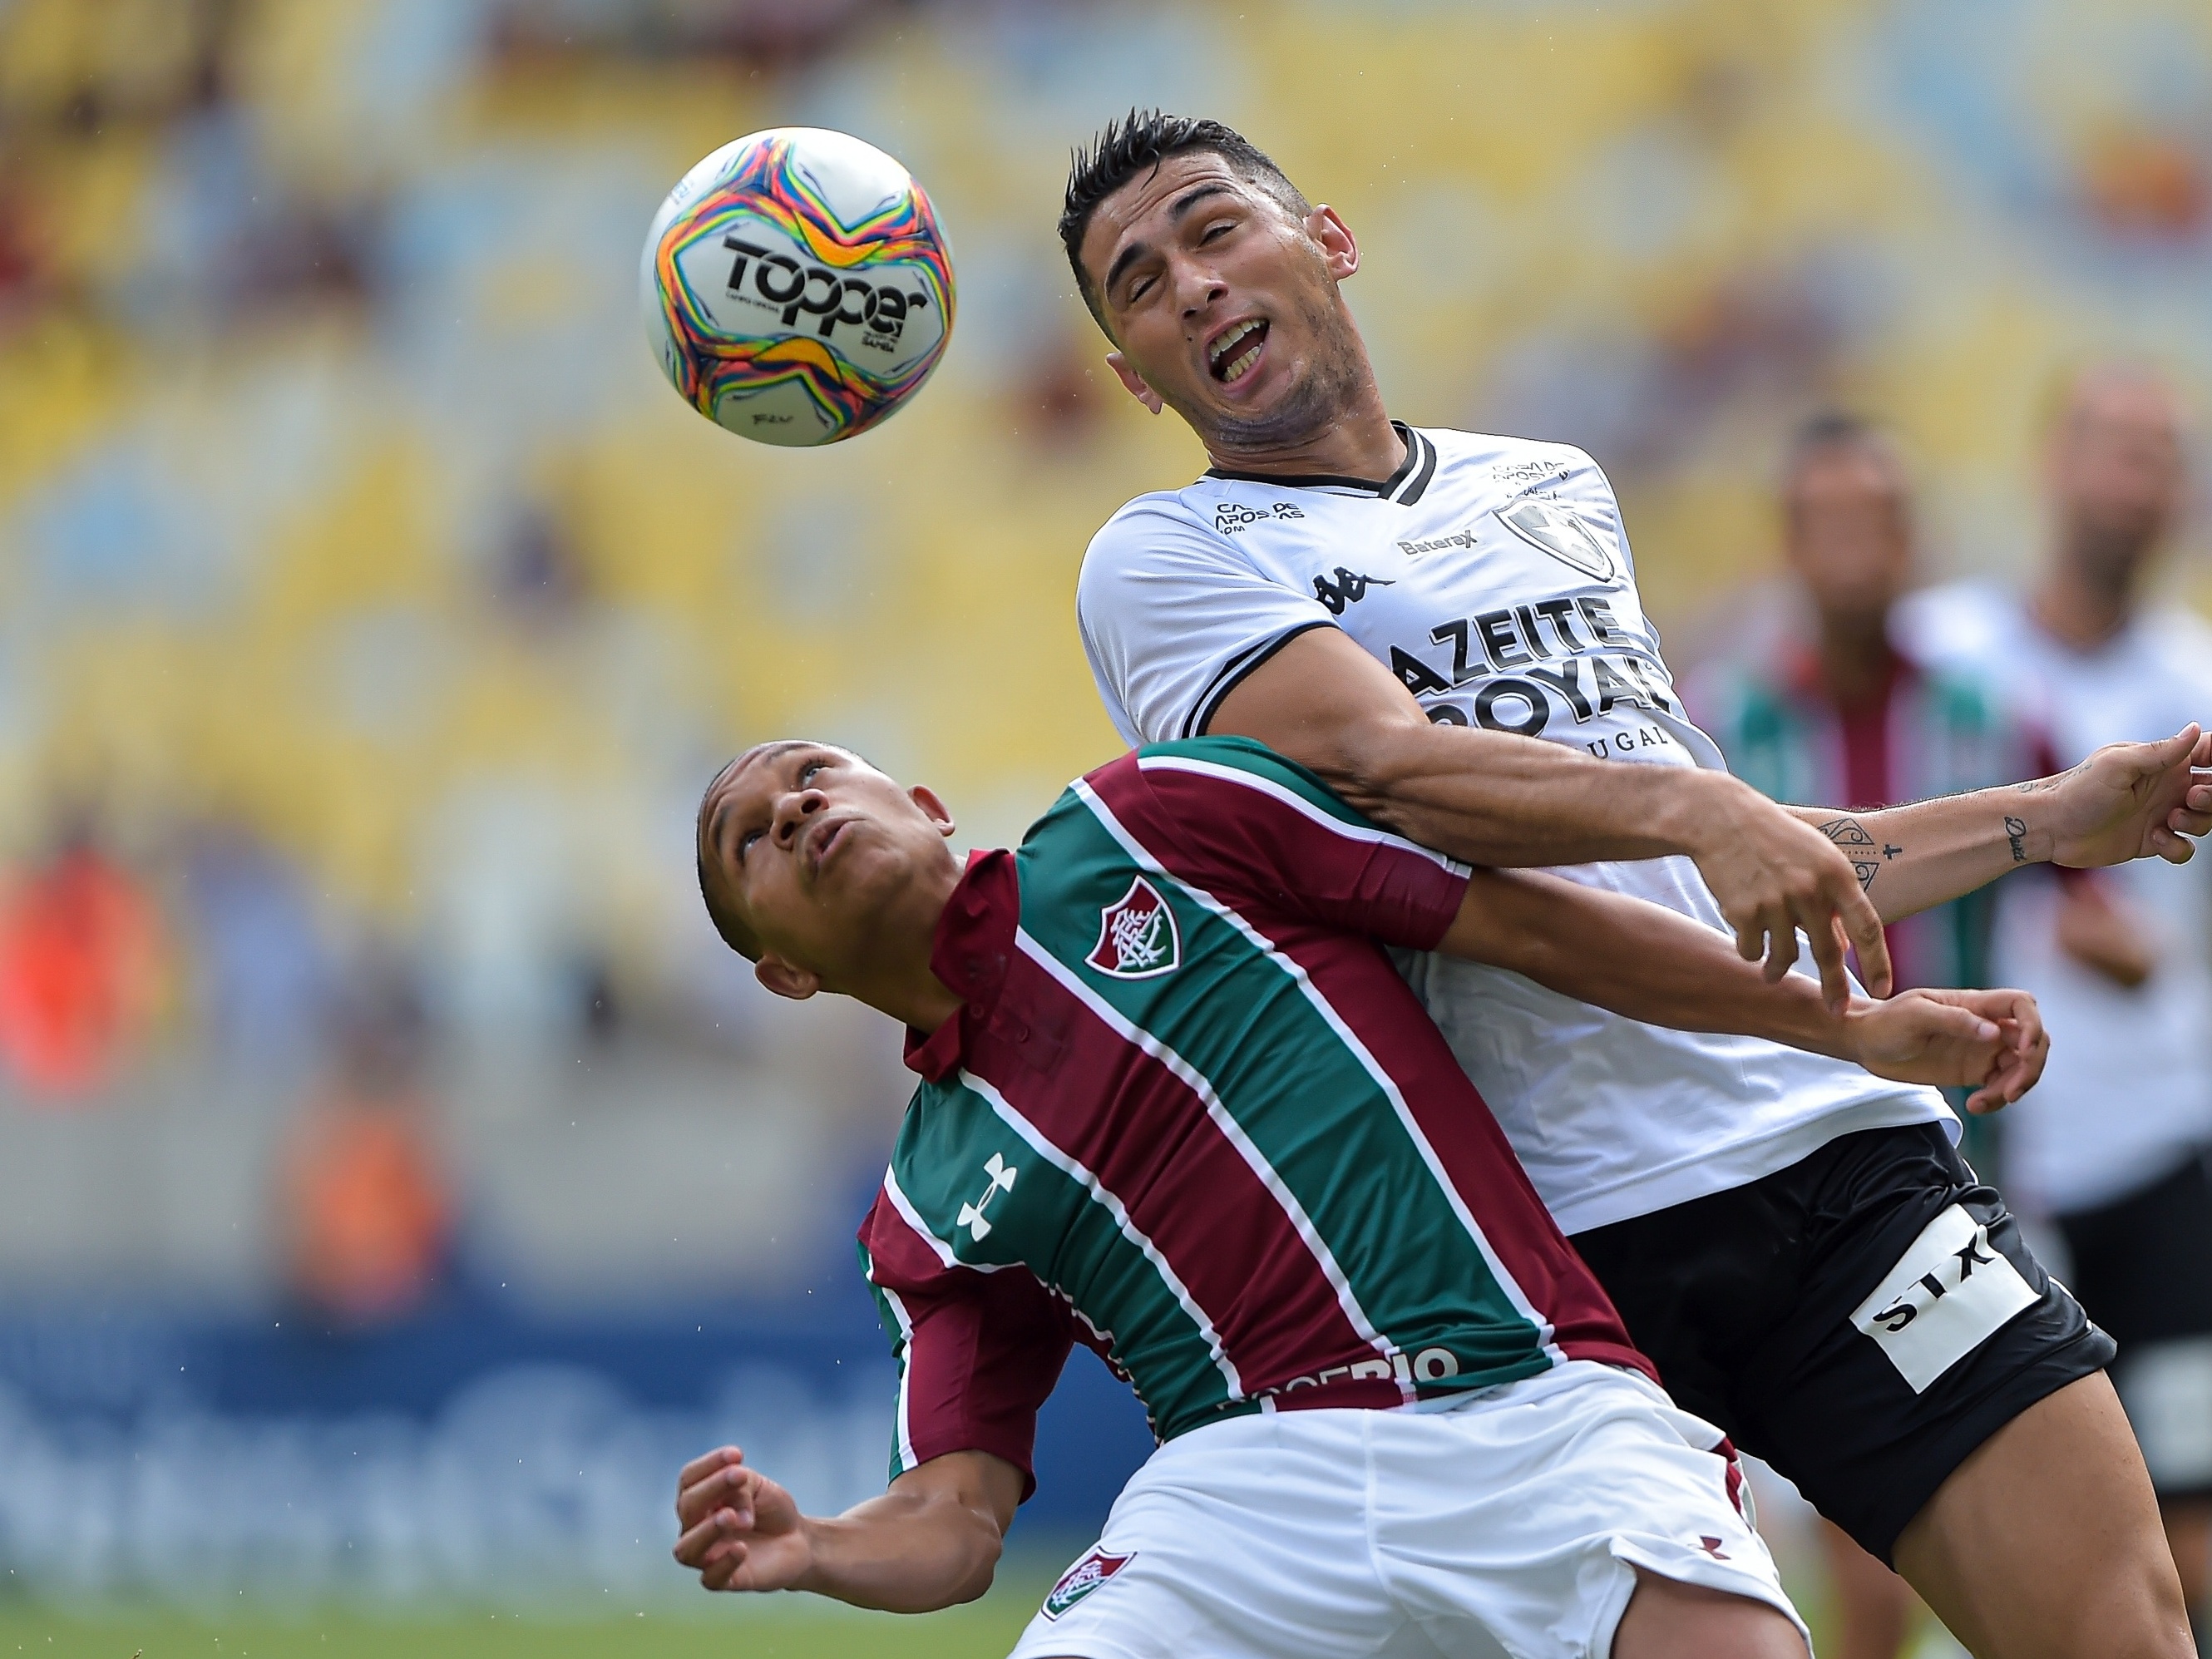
[904,847,1019,1081]
[1202,422,1438,506]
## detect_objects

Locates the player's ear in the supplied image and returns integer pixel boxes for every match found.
[1306,204,1359,282]
[909,784,956,840]
[1105,352,1164,415]
[755,954,822,1002]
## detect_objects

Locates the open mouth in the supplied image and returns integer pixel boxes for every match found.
[807,817,852,876]
[1207,318,1268,385]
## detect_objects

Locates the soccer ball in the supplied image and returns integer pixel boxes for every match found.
[639,127,955,447]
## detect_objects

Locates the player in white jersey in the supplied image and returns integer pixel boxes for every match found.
[1901,367,2212,1635]
[1057,111,2212,1659]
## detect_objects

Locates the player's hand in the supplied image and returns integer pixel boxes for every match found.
[673,1445,813,1592]
[1844,987,2047,1114]
[2035,724,2212,869]
[1691,780,1892,1008]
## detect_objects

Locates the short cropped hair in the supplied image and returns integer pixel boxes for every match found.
[1059,110,1310,331]
[1783,409,1906,492]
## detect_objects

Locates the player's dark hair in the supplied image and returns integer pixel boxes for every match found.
[1059,110,1310,333]
[1782,409,1909,513]
[1789,408,1877,458]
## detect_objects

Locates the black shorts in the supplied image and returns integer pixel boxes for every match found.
[1571,1123,2114,1564]
[2057,1148,2212,1500]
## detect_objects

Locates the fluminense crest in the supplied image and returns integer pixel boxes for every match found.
[1085,876,1181,980]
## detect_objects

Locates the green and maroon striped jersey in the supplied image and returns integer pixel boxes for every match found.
[857,737,1647,1494]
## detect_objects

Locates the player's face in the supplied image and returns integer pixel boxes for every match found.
[2051,376,2185,587]
[1784,448,1912,629]
[698,743,956,990]
[1081,151,1365,450]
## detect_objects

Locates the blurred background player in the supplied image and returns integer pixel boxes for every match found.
[1904,366,2212,1638]
[1687,412,2029,1659]
[1689,413,2024,998]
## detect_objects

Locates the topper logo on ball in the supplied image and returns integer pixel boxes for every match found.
[720,235,929,347]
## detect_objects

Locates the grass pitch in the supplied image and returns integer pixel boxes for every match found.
[0,1563,1059,1658]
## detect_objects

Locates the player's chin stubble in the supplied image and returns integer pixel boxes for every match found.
[1180,289,1366,458]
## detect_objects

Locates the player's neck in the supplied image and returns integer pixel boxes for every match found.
[831,874,967,1037]
[1202,383,1404,484]
[1813,613,1898,708]
[2031,558,2135,652]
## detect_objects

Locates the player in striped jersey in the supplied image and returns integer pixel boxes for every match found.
[674,735,2039,1658]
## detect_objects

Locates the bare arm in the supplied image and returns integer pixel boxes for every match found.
[1210,625,1894,1005]
[1787,725,2212,922]
[1437,867,2047,1113]
[672,1444,1022,1612]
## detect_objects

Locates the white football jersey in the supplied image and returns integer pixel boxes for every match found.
[1078,424,1952,1237]
[1899,582,2212,1215]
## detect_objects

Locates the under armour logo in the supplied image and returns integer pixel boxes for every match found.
[1311,567,1393,615]
[955,1152,1018,1242]
[1696,1536,1731,1560]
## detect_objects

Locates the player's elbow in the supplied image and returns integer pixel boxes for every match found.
[905,1520,1004,1612]
[1286,708,1434,817]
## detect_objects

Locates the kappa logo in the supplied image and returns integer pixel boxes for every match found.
[1214,501,1307,535]
[1495,499,1617,582]
[1312,567,1395,615]
[955,1152,1018,1242]
[1042,1546,1135,1620]
[1086,876,1182,979]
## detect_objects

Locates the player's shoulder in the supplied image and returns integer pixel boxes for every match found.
[1077,484,1246,593]
[1893,579,2022,669]
[2141,606,2212,692]
[1422,426,1612,490]
[1125,735,1369,825]
[1425,424,1598,467]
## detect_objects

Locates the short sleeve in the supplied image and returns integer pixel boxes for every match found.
[1098,741,1472,951]
[1077,498,1336,748]
[858,1187,1074,1501]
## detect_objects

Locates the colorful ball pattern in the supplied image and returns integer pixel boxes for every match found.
[640,127,955,447]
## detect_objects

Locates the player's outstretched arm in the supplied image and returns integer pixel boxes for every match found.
[1782,724,2212,923]
[1439,867,2045,1113]
[1210,625,1892,1007]
[672,1444,1022,1612]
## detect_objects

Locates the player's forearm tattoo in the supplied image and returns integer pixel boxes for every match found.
[2006,815,2029,863]
[1818,816,1897,892]
[2016,761,2086,795]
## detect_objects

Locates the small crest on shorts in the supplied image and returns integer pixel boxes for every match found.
[1086,876,1181,979]
[1042,1546,1134,1620]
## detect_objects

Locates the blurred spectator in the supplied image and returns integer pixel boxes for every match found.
[0,815,166,1100]
[1902,365,2212,1630]
[180,821,329,1076]
[1687,412,2028,1659]
[279,960,452,1325]
[1687,412,2025,990]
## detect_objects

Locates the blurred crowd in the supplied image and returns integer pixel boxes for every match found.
[0,0,2205,1344]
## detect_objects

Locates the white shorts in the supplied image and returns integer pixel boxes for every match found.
[1007,1361,1807,1659]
